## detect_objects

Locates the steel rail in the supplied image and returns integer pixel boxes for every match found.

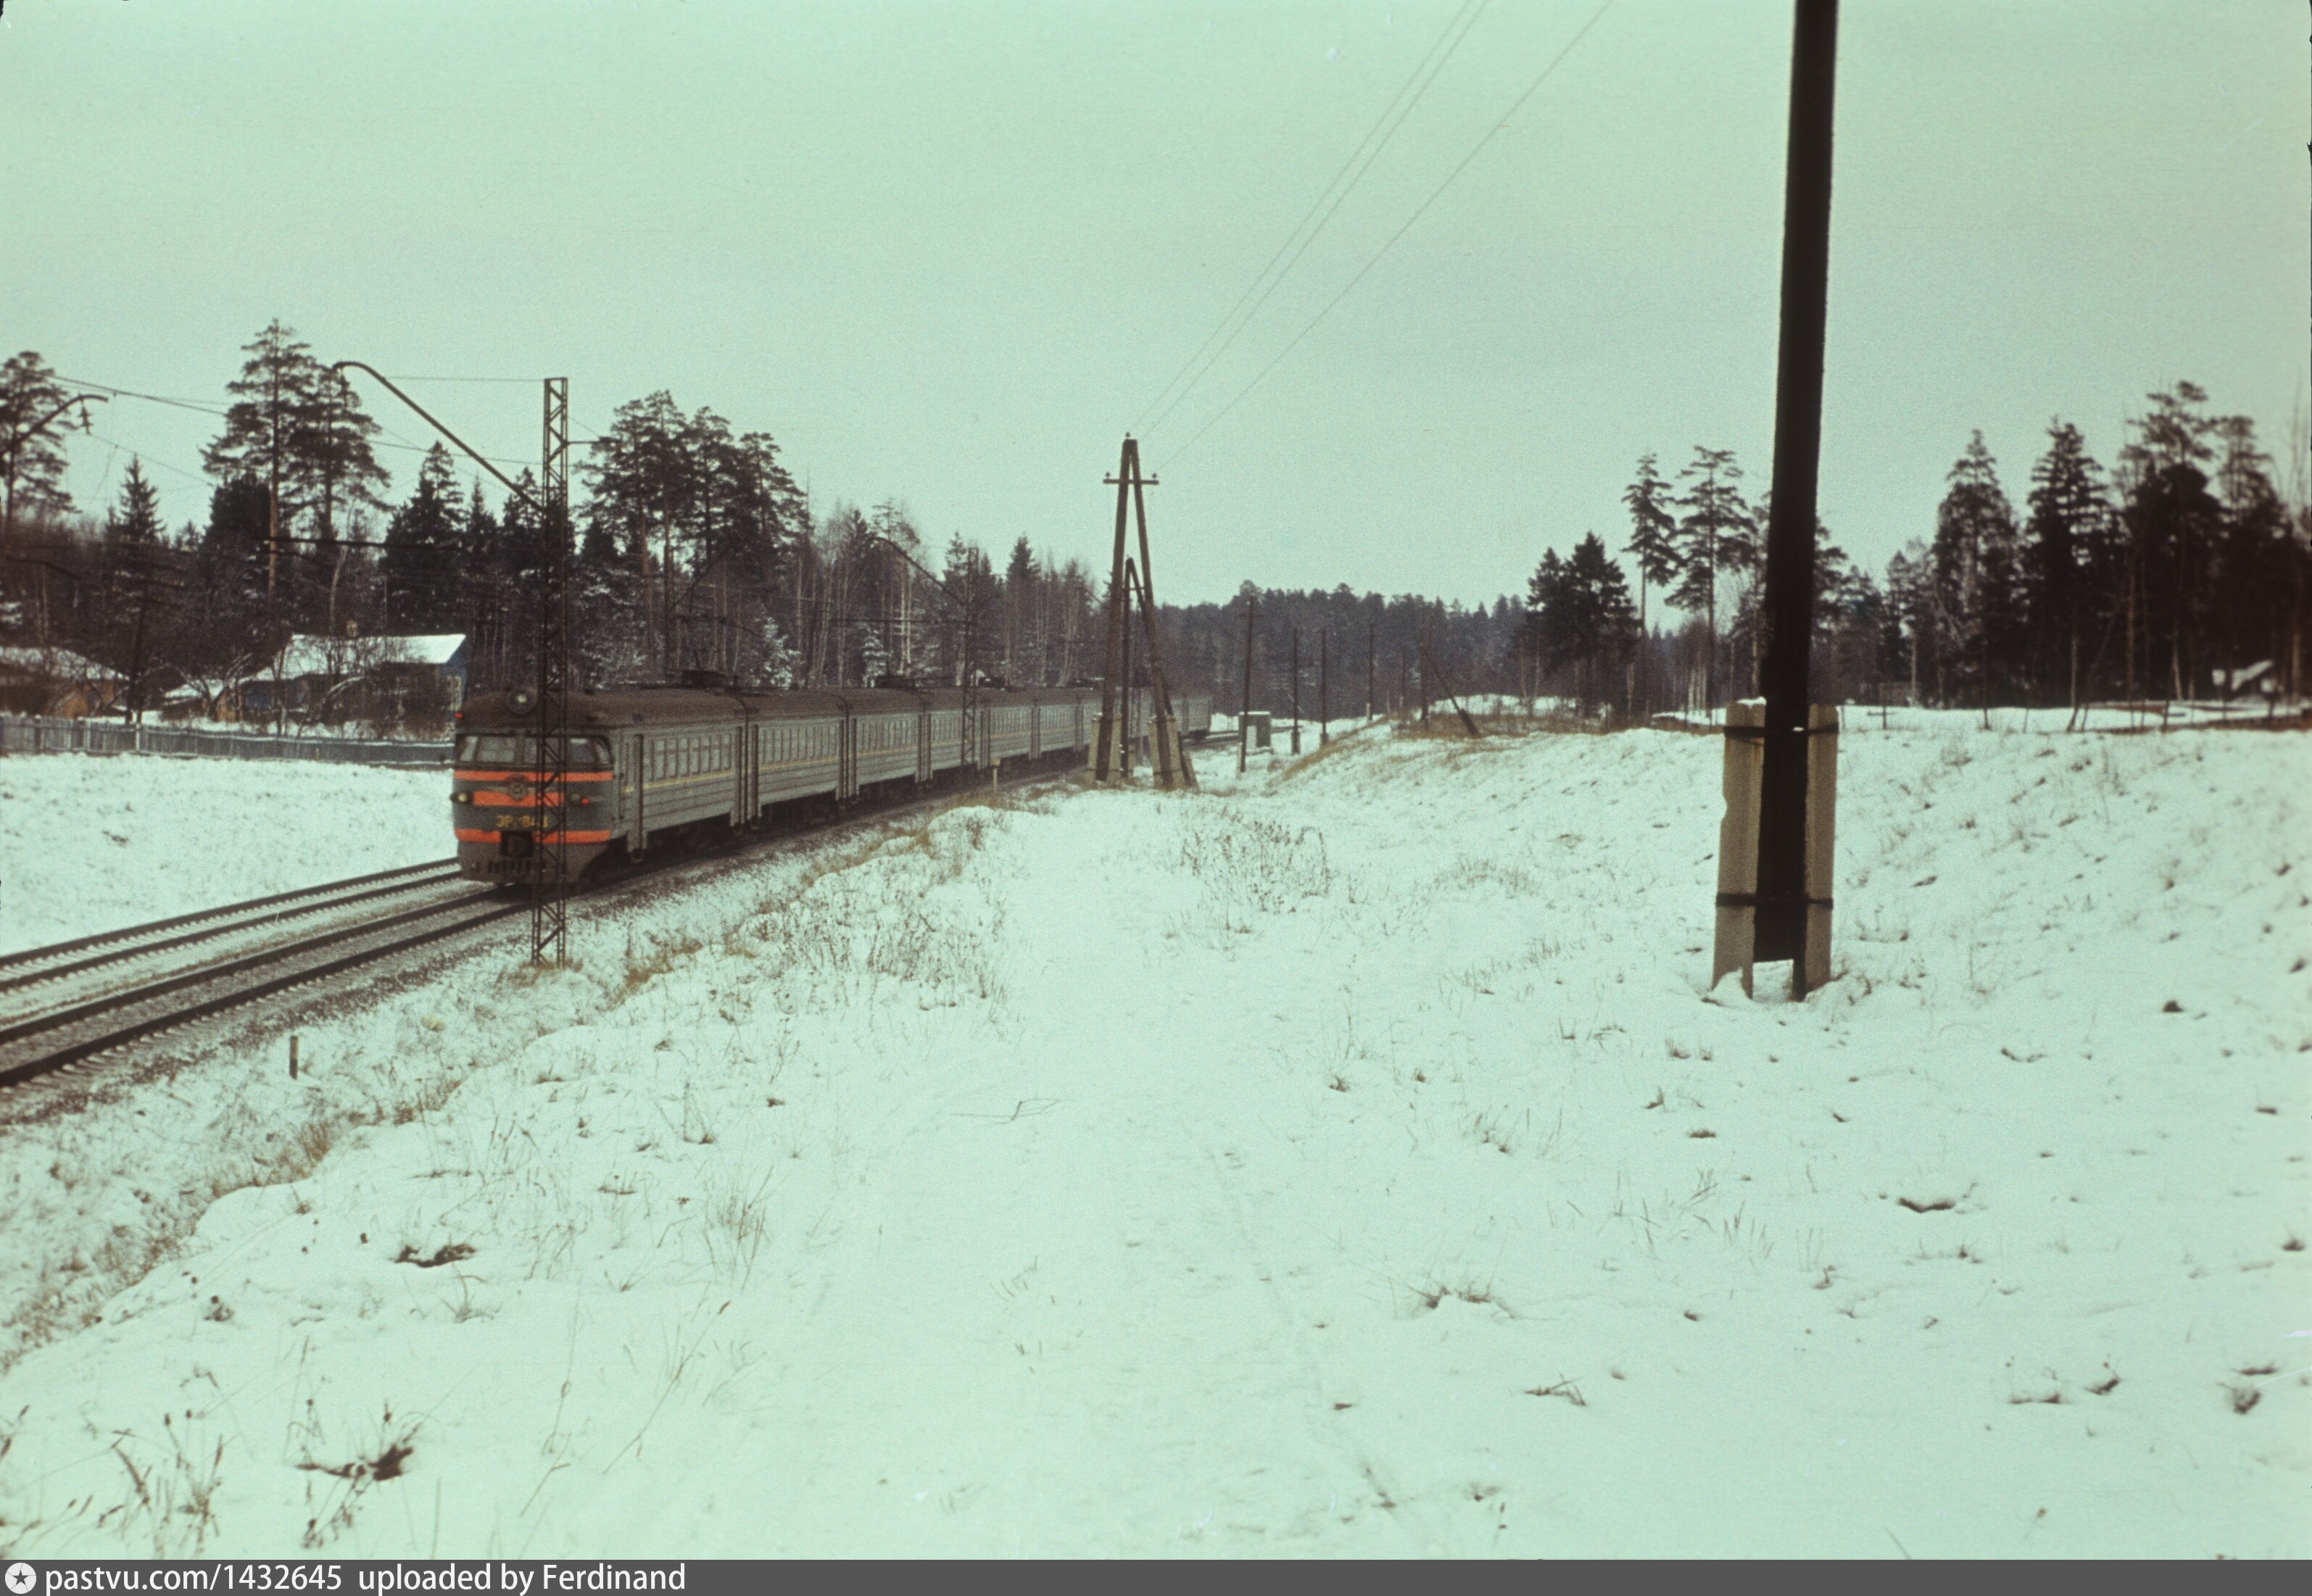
[0,741,1102,1096]
[0,859,457,974]
[0,901,526,1089]
[0,868,466,997]
[0,888,498,1051]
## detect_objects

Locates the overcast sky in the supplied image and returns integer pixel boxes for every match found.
[4,1,2304,605]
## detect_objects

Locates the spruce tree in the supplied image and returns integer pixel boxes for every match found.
[107,459,163,545]
[2022,421,2111,712]
[381,444,464,632]
[1931,431,2022,710]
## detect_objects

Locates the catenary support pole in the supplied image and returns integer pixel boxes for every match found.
[1320,628,1328,744]
[533,376,572,966]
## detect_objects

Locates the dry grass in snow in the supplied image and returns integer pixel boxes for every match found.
[0,717,2304,1556]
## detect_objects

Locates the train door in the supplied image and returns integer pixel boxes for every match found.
[733,721,753,826]
[625,733,647,855]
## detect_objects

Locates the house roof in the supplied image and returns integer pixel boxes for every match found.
[277,633,467,677]
[0,646,122,681]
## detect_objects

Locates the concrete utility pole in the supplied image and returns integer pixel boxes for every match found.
[1714,0,1841,998]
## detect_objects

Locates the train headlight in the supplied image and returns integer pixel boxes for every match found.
[508,689,536,715]
[451,791,472,805]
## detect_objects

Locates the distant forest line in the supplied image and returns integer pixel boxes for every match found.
[4,324,2305,729]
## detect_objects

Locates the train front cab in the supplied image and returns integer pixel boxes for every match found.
[452,731,617,884]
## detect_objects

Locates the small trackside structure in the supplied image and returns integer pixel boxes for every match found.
[1712,702,1838,996]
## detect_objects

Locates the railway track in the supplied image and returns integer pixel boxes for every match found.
[0,868,515,1090]
[0,859,463,997]
[0,762,1091,1100]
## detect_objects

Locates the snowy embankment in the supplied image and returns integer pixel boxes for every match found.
[0,718,2304,1556]
[0,754,449,954]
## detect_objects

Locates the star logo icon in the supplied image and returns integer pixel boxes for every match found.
[7,1561,38,1595]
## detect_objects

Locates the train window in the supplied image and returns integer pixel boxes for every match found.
[458,734,608,767]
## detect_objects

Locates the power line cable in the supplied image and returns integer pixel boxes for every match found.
[1132,0,1489,438]
[58,378,231,417]
[1158,0,1619,473]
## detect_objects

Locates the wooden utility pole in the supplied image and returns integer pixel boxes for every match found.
[1290,628,1301,754]
[1319,628,1328,744]
[1715,0,1840,998]
[1094,436,1190,786]
[1367,617,1375,720]
[1129,449,1191,787]
[1093,439,1136,780]
[1238,594,1256,774]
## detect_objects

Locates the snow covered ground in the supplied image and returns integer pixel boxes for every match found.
[0,754,449,954]
[0,717,2305,1556]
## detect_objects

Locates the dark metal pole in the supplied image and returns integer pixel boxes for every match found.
[533,377,571,967]
[1320,628,1328,744]
[1754,0,1839,976]
[1367,618,1375,720]
[1290,627,1301,753]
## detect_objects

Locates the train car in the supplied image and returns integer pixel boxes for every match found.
[452,682,1116,884]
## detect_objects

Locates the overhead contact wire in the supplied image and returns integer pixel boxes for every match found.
[1159,0,1619,473]
[1131,0,1490,438]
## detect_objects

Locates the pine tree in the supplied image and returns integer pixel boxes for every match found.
[1671,446,1752,709]
[2116,383,2222,699]
[202,321,335,603]
[2205,414,2291,693]
[1620,452,1680,632]
[1,352,84,562]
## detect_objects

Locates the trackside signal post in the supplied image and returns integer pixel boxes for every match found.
[1713,0,1840,997]
[1094,436,1193,789]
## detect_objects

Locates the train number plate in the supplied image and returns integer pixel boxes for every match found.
[500,813,537,830]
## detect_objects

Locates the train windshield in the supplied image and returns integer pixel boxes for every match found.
[455,735,610,768]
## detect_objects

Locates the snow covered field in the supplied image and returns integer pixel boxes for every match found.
[0,754,449,953]
[0,717,2305,1556]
